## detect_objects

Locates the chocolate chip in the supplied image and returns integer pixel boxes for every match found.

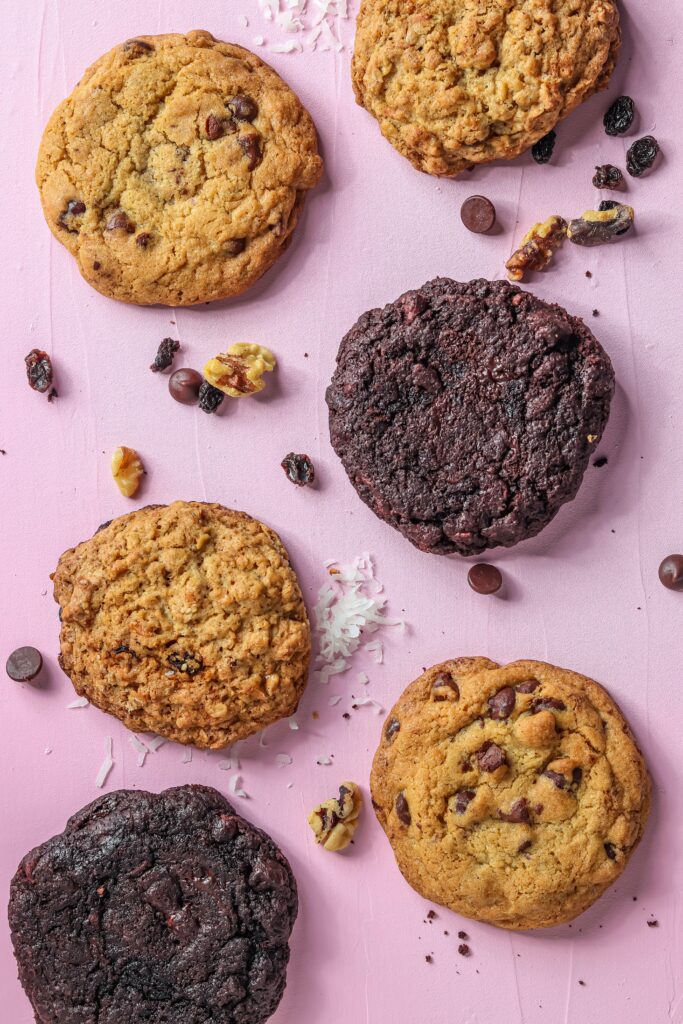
[593,455,608,468]
[123,38,154,54]
[453,789,476,814]
[458,943,471,957]
[59,198,86,231]
[136,232,152,248]
[460,195,496,234]
[395,792,411,825]
[6,646,43,682]
[518,839,533,853]
[385,718,400,743]
[281,453,315,487]
[488,686,516,720]
[228,95,258,122]
[658,554,683,591]
[572,767,583,786]
[25,349,53,394]
[476,741,506,772]
[431,672,460,701]
[515,679,539,693]
[93,261,101,270]
[169,368,202,405]
[238,134,263,170]
[604,842,617,860]
[106,212,134,233]
[206,114,226,140]
[498,798,530,823]
[150,338,180,373]
[542,769,566,789]
[225,238,246,257]
[467,563,502,595]
[530,697,566,713]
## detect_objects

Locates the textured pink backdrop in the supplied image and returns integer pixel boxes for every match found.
[2,1,682,1022]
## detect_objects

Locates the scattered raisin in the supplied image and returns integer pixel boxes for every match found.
[281,452,315,487]
[197,380,225,414]
[598,199,620,211]
[592,164,624,189]
[25,349,53,393]
[167,651,203,676]
[531,130,556,164]
[150,337,180,373]
[626,136,660,178]
[603,96,635,136]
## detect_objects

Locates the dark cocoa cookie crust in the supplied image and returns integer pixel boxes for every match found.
[326,278,615,556]
[9,785,298,1024]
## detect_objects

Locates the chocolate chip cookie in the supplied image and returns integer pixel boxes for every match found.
[352,0,620,176]
[371,658,650,929]
[326,278,614,556]
[52,502,311,748]
[9,785,298,1023]
[36,30,322,305]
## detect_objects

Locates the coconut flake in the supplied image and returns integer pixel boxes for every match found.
[182,748,193,764]
[146,736,165,753]
[95,737,114,788]
[67,696,90,709]
[253,35,265,45]
[218,747,240,772]
[328,695,342,706]
[353,697,385,714]
[239,14,249,27]
[268,39,302,52]
[316,755,332,765]
[288,717,299,731]
[357,671,369,686]
[276,753,293,768]
[229,773,249,798]
[129,735,149,767]
[364,640,384,663]
[258,729,269,748]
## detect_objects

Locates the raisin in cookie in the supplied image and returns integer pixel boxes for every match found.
[36,30,322,305]
[326,278,614,556]
[52,502,311,748]
[9,785,297,1024]
[371,658,650,929]
[352,0,620,176]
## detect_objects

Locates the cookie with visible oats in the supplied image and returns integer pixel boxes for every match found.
[9,785,297,1024]
[371,657,650,929]
[352,0,620,176]
[36,30,322,305]
[52,501,311,748]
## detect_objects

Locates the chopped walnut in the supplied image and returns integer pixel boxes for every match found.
[308,781,363,851]
[203,343,276,398]
[567,204,634,247]
[111,446,144,498]
[505,215,567,282]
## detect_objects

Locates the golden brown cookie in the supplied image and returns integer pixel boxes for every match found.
[352,0,620,176]
[36,31,322,305]
[371,657,650,929]
[52,502,311,748]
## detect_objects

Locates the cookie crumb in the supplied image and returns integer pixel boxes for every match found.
[425,955,433,964]
[458,943,471,957]
[647,919,659,928]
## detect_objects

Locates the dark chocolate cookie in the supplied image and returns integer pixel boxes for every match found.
[9,785,297,1024]
[326,278,615,556]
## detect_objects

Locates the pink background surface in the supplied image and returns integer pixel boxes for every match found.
[2,1,682,1021]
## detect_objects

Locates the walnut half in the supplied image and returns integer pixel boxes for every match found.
[308,781,363,851]
[203,343,276,398]
[111,446,144,498]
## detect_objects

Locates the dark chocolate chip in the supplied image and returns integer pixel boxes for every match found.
[385,718,400,743]
[658,554,683,591]
[460,195,496,234]
[106,212,134,233]
[136,232,152,248]
[228,95,258,122]
[238,134,263,171]
[647,919,659,928]
[96,520,112,533]
[488,686,516,720]
[169,368,202,405]
[530,697,566,713]
[225,238,246,256]
[457,930,468,940]
[205,114,225,140]
[498,798,530,823]
[476,741,506,772]
[518,839,533,853]
[542,769,566,789]
[467,563,502,595]
[453,789,476,814]
[572,767,583,786]
[123,38,154,54]
[515,679,539,693]
[395,792,411,825]
[604,842,617,860]
[6,647,43,682]
[431,672,460,701]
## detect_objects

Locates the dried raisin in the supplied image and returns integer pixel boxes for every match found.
[531,131,556,164]
[197,380,225,414]
[150,337,180,373]
[626,136,659,178]
[592,164,624,190]
[24,349,53,393]
[603,96,635,136]
[281,453,315,486]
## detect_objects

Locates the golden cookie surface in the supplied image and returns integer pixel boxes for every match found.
[371,657,650,928]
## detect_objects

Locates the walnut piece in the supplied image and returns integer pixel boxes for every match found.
[203,343,276,398]
[567,204,634,247]
[505,215,567,282]
[111,446,144,498]
[308,781,363,851]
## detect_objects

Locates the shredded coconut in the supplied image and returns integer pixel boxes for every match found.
[353,696,385,714]
[314,553,404,683]
[253,0,349,53]
[146,736,165,752]
[288,717,299,730]
[229,773,249,798]
[276,753,293,768]
[182,748,193,764]
[129,735,149,767]
[364,640,384,664]
[328,694,342,706]
[95,736,114,788]
[66,696,89,709]
[357,671,369,685]
[317,755,332,765]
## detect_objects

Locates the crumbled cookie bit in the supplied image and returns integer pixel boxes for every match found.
[204,343,276,397]
[505,216,567,281]
[308,781,362,851]
[592,164,624,190]
[531,130,556,164]
[150,338,180,373]
[281,452,315,486]
[25,349,54,394]
[567,204,634,247]
[111,446,144,498]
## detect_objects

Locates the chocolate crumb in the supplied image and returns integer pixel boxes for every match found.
[647,919,659,928]
[47,388,58,402]
[312,711,319,720]
[425,955,433,964]
[342,713,350,720]
[585,270,592,278]
[593,456,608,467]
[578,980,586,986]
[457,930,468,940]
[458,943,471,957]
[427,910,437,920]
[592,309,600,317]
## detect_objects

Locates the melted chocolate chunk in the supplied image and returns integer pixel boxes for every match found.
[476,741,506,772]
[488,686,516,720]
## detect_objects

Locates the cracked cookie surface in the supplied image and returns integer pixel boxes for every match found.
[371,657,650,929]
[9,785,298,1024]
[52,501,311,748]
[352,0,620,176]
[326,278,614,556]
[36,30,322,305]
